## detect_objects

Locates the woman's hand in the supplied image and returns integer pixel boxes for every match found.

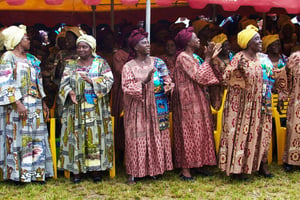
[237,55,247,74]
[80,73,93,84]
[142,68,156,84]
[164,82,175,94]
[42,100,49,122]
[15,100,27,119]
[69,91,78,104]
[204,42,222,63]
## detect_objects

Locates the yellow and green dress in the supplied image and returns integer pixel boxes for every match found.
[57,56,114,174]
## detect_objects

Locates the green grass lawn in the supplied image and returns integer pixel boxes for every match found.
[0,163,299,200]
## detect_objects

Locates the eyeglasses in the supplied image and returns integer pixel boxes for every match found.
[22,36,30,40]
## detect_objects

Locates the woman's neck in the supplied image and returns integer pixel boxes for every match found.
[79,56,94,66]
[135,54,151,65]
[12,47,27,59]
[268,52,280,62]
[135,54,149,62]
[243,49,257,60]
[218,53,229,60]
[184,47,194,57]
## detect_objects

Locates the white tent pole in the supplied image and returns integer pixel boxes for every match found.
[146,0,151,42]
[111,0,115,32]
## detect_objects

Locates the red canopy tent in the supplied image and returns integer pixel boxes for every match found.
[0,0,299,27]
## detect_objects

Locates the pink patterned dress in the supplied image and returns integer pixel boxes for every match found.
[122,56,173,177]
[173,52,219,169]
[283,51,300,166]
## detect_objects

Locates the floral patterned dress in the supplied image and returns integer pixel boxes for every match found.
[283,51,300,166]
[122,57,173,178]
[57,56,114,174]
[218,52,286,175]
[0,51,53,182]
[172,52,219,169]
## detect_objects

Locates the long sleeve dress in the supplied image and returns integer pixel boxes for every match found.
[57,56,114,174]
[283,51,300,166]
[0,51,53,182]
[172,52,219,169]
[122,56,173,178]
[218,52,285,175]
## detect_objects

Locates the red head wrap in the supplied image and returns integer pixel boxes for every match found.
[174,26,194,54]
[128,28,148,61]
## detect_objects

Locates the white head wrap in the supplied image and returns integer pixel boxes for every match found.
[76,34,97,57]
[2,25,27,50]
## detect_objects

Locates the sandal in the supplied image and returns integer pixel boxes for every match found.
[259,162,274,178]
[73,174,81,184]
[127,175,136,185]
[179,174,194,181]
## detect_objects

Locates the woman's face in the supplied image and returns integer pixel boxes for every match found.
[20,34,30,51]
[267,40,281,54]
[220,40,231,56]
[165,39,176,56]
[65,31,77,50]
[77,42,92,59]
[188,32,200,49]
[135,37,150,55]
[248,33,262,53]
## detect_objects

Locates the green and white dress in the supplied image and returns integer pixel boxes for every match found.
[57,56,114,174]
[0,51,54,182]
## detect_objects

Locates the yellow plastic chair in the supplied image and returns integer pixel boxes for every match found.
[272,94,289,165]
[49,117,57,179]
[211,89,227,155]
[109,116,116,178]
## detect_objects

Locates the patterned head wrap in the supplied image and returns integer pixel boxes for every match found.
[174,26,194,53]
[1,25,27,50]
[237,25,259,49]
[64,26,85,38]
[211,33,228,44]
[128,28,148,60]
[262,34,280,53]
[76,34,97,57]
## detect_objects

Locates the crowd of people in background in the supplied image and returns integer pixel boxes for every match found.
[0,13,300,184]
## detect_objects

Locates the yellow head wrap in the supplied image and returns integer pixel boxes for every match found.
[262,34,280,53]
[237,25,259,49]
[211,33,228,44]
[76,34,97,57]
[2,25,27,50]
[192,20,209,35]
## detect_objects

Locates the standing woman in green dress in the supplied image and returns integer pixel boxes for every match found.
[58,34,114,183]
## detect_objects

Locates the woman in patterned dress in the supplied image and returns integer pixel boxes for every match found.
[0,25,53,183]
[172,27,222,181]
[262,34,288,96]
[57,34,114,183]
[218,25,286,179]
[122,29,174,185]
[283,51,300,171]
